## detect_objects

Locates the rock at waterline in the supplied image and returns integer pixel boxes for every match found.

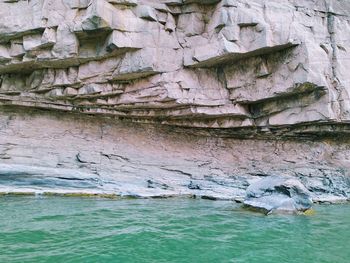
[243,177,313,215]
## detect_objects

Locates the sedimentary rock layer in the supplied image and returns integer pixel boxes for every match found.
[1,0,350,202]
[0,0,349,135]
[0,108,349,202]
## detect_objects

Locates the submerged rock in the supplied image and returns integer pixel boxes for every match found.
[243,177,313,215]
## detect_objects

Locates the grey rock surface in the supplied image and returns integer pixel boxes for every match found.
[0,0,350,202]
[0,0,349,136]
[243,177,313,214]
[0,108,349,202]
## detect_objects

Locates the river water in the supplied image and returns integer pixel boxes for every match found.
[0,196,349,263]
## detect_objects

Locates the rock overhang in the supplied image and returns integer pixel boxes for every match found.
[0,0,349,137]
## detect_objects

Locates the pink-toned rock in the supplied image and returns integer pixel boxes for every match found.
[0,0,350,200]
[0,0,348,131]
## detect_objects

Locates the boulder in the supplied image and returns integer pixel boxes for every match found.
[243,176,313,215]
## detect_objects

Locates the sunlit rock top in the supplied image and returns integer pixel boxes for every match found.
[0,0,349,136]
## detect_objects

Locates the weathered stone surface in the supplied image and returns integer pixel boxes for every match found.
[243,177,313,214]
[0,108,350,202]
[0,0,350,202]
[0,0,349,133]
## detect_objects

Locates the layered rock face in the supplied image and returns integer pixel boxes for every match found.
[1,109,350,202]
[0,0,350,202]
[0,0,349,134]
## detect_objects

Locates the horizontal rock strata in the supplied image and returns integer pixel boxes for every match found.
[0,0,349,135]
[0,0,350,202]
[0,108,349,202]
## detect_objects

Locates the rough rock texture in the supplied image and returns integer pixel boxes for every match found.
[243,177,313,214]
[0,0,350,201]
[1,108,350,202]
[1,0,350,134]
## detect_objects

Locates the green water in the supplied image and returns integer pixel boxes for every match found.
[0,197,349,263]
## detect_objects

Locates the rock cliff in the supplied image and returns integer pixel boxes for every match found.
[0,0,350,202]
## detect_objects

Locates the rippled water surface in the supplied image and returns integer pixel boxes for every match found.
[0,197,349,263]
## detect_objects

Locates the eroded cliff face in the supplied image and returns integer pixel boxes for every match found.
[0,0,350,201]
[1,108,350,202]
